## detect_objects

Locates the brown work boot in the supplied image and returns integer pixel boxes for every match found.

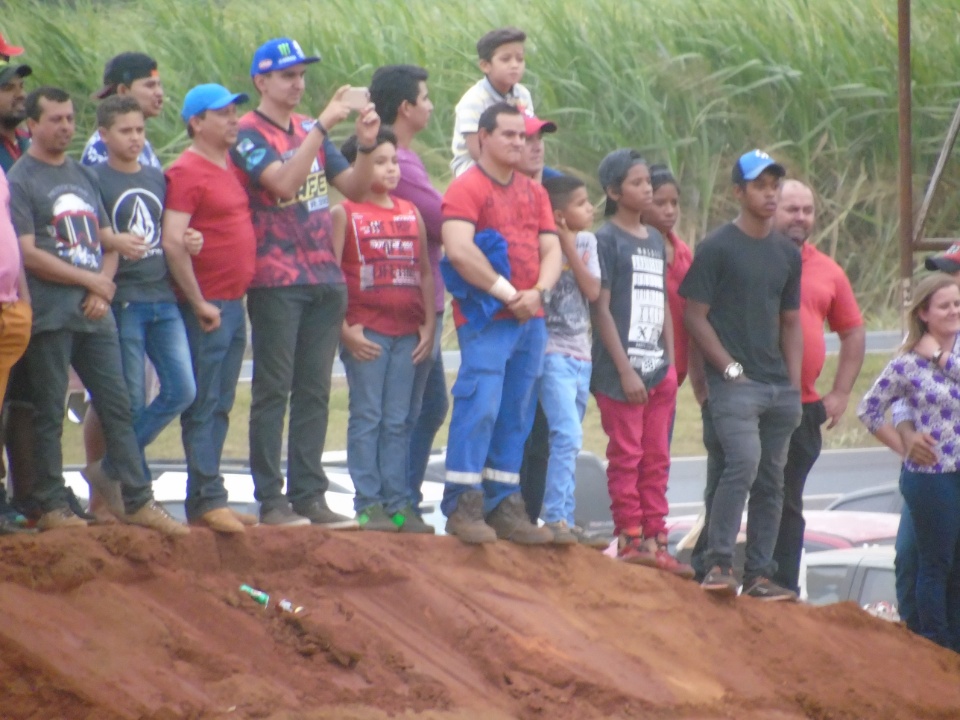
[193,507,245,534]
[485,494,553,545]
[81,460,125,519]
[445,490,497,544]
[125,501,190,536]
[37,507,89,531]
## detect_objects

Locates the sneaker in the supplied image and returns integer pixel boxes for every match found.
[391,505,436,534]
[743,576,798,602]
[293,497,359,530]
[64,488,99,522]
[701,566,739,597]
[193,508,245,534]
[485,494,553,545]
[570,525,612,549]
[357,504,399,532]
[544,520,578,545]
[616,531,658,565]
[124,501,190,537]
[444,489,497,544]
[81,460,125,519]
[230,509,259,526]
[259,504,311,527]
[0,515,34,535]
[651,532,696,579]
[37,507,89,531]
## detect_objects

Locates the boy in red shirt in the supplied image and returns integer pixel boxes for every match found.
[331,128,435,532]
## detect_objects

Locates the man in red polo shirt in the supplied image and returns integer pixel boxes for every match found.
[230,37,380,528]
[770,178,865,593]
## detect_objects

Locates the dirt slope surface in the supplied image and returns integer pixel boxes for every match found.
[0,527,958,720]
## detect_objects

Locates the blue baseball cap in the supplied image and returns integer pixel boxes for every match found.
[180,84,249,123]
[251,38,320,76]
[732,149,786,183]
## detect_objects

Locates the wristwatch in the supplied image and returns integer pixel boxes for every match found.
[723,361,744,381]
[534,283,552,304]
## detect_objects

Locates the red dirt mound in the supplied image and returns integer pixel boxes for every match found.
[0,527,958,719]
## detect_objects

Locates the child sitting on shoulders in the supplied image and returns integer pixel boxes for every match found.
[332,128,436,534]
[450,27,534,177]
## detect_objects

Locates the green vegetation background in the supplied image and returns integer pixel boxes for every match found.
[7,0,951,461]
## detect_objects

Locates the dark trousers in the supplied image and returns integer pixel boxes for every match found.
[771,400,826,593]
[895,498,920,632]
[24,325,152,513]
[247,284,347,512]
[692,400,723,579]
[519,401,548,523]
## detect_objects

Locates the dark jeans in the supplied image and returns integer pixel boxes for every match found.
[895,499,920,632]
[406,313,448,509]
[519,401,548,523]
[691,400,724,579]
[899,468,960,651]
[771,400,826,593]
[704,377,801,579]
[24,325,152,514]
[247,284,346,512]
[180,300,246,519]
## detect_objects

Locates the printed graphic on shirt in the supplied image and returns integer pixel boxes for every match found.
[628,248,666,374]
[278,153,329,213]
[50,192,101,270]
[109,187,163,259]
[350,210,421,289]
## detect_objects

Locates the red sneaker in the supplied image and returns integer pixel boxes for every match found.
[617,531,658,566]
[652,533,695,579]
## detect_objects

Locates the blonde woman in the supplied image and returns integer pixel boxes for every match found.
[857,272,960,651]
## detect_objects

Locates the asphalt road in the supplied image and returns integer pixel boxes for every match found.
[238,329,904,381]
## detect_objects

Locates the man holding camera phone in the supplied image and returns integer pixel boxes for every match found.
[230,37,380,527]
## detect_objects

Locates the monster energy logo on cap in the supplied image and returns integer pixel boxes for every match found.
[252,37,322,76]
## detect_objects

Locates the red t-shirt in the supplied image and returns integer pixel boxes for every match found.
[340,197,424,336]
[442,166,556,327]
[665,230,693,385]
[164,150,256,301]
[799,242,863,403]
[230,111,347,289]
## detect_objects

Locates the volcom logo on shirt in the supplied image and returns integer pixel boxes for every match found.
[111,188,164,259]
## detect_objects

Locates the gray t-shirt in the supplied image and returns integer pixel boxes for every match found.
[591,222,670,401]
[92,163,174,304]
[545,231,600,361]
[8,154,111,333]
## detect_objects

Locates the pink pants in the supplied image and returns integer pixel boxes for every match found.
[595,365,678,537]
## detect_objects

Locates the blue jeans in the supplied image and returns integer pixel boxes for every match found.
[899,468,960,650]
[342,329,419,514]
[705,377,801,579]
[112,301,196,478]
[895,499,920,632]
[179,300,246,520]
[406,314,448,509]
[443,318,546,518]
[539,353,590,525]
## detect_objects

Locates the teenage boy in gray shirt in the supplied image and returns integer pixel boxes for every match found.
[8,86,186,535]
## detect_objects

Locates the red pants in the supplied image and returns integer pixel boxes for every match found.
[0,300,31,402]
[595,366,677,537]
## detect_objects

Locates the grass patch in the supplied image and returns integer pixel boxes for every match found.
[61,351,896,467]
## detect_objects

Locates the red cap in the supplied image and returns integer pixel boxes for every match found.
[524,115,557,137]
[0,33,24,59]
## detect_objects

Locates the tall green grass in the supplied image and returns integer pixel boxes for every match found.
[6,0,960,317]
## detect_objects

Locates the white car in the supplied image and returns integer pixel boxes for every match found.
[801,546,899,621]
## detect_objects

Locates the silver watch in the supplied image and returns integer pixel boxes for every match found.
[723,361,744,381]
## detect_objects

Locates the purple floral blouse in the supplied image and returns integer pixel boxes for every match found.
[857,348,960,474]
